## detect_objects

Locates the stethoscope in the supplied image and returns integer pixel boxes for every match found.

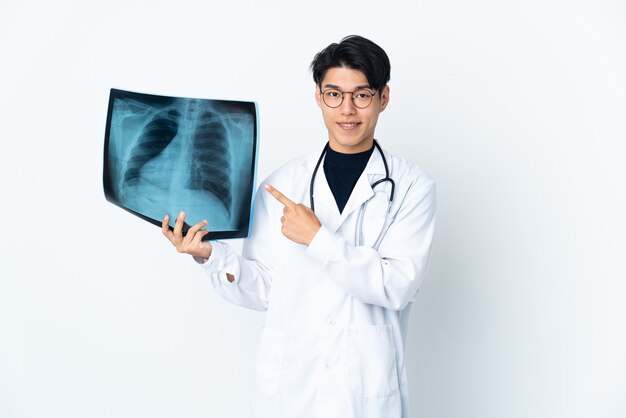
[310,139,396,249]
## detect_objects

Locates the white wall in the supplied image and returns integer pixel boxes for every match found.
[1,1,625,417]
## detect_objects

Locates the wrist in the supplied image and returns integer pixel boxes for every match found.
[201,242,213,259]
[306,225,322,246]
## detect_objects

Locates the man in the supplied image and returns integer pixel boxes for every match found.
[162,35,435,418]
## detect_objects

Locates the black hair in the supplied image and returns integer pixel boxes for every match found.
[310,35,391,91]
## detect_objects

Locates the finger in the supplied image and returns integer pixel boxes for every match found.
[265,184,295,208]
[191,228,210,246]
[162,215,174,242]
[186,219,208,236]
[173,211,186,245]
[183,219,208,245]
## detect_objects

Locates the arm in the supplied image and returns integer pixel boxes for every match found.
[162,184,276,311]
[306,175,436,310]
[265,171,436,311]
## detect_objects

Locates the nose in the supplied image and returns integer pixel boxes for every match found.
[339,92,356,115]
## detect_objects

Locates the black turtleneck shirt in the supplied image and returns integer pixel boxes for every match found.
[323,144,374,213]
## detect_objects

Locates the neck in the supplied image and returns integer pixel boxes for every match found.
[327,139,375,154]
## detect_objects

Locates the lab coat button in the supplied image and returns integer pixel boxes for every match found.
[324,362,331,370]
[327,319,336,326]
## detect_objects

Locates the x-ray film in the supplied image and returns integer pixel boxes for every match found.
[103,88,258,240]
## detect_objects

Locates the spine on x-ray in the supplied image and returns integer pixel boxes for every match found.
[188,110,233,217]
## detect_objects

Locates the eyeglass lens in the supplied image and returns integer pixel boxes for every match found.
[322,89,375,109]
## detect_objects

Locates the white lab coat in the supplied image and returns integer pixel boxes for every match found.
[200,146,436,418]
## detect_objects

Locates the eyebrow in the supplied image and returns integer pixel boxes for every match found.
[323,83,373,90]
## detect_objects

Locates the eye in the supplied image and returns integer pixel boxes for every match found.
[325,90,341,98]
[355,90,373,99]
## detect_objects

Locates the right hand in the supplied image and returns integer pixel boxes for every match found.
[162,212,213,259]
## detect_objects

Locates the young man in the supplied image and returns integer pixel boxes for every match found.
[162,35,436,418]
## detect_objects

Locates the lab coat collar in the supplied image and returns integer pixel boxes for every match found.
[304,143,387,233]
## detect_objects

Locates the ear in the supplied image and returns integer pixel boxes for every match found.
[379,85,390,112]
[315,84,322,109]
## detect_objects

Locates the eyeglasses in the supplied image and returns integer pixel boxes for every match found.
[320,88,377,109]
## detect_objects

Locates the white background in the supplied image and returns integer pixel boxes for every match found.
[1,1,625,417]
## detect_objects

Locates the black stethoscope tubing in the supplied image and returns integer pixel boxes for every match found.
[309,139,395,213]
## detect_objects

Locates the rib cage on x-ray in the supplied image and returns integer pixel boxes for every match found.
[103,89,257,239]
[123,109,181,187]
[189,111,232,212]
[119,101,235,218]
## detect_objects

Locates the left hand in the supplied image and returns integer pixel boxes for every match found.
[162,212,212,259]
[265,184,321,246]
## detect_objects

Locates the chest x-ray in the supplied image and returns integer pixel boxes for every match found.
[103,88,258,240]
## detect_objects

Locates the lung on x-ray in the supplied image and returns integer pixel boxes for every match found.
[103,88,258,240]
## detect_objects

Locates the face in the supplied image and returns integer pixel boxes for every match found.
[315,67,390,154]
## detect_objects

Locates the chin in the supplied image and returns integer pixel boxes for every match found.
[339,135,370,146]
[334,140,371,153]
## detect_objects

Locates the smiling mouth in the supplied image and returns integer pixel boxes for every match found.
[338,122,360,129]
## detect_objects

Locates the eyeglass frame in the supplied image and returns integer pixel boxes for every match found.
[319,87,379,109]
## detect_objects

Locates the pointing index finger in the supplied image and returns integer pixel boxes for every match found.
[265,184,295,208]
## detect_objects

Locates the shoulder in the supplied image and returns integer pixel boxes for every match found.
[380,149,436,218]
[257,152,318,203]
[266,154,312,179]
[261,151,320,186]
[384,150,435,193]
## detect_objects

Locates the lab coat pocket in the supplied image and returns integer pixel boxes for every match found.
[256,328,286,398]
[347,324,399,398]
